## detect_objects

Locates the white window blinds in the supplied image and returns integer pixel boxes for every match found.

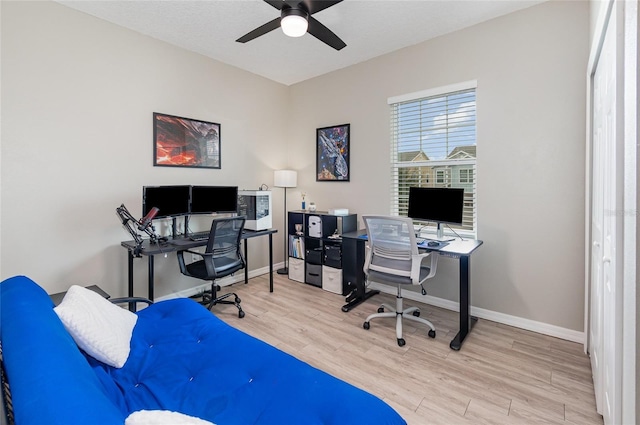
[389,82,477,235]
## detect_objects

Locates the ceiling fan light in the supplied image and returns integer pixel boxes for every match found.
[281,15,308,38]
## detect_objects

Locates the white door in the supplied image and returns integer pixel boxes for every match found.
[589,6,621,424]
[589,40,605,412]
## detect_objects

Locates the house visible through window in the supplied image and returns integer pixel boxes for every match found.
[388,81,477,235]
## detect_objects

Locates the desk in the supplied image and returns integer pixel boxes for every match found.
[50,285,110,306]
[121,229,277,308]
[341,230,483,350]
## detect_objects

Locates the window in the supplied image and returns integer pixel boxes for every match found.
[389,81,477,235]
[459,168,473,184]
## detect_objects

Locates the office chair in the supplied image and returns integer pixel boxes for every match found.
[362,215,438,346]
[177,216,246,318]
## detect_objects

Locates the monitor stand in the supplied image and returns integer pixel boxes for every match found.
[420,223,455,242]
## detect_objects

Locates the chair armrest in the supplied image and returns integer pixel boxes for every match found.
[411,251,438,285]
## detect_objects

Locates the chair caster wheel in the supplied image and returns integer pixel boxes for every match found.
[397,338,405,347]
[238,310,245,319]
[428,329,436,338]
[412,310,420,317]
[377,307,384,313]
[235,297,241,304]
[363,322,370,330]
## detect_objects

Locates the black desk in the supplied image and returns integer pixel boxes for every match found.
[121,229,277,308]
[341,229,483,350]
[50,285,110,306]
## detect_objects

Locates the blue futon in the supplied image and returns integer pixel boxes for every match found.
[0,276,405,425]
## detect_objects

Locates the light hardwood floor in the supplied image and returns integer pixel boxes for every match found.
[211,274,602,425]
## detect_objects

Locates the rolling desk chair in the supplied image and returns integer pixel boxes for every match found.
[362,215,439,346]
[177,216,246,318]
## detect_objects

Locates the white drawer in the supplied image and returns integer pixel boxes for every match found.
[288,257,305,283]
[322,266,342,295]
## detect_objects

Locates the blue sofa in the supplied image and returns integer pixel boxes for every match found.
[0,276,405,425]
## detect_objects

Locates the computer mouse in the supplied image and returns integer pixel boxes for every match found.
[427,241,439,247]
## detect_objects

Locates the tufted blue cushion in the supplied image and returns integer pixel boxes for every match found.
[96,298,406,425]
[0,276,126,425]
[1,275,405,425]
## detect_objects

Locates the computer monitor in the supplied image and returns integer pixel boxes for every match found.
[142,185,191,219]
[190,186,238,214]
[407,187,465,239]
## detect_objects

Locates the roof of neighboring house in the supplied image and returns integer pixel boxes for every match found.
[398,151,429,162]
[447,145,476,159]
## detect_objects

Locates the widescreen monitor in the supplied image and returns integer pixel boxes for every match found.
[407,187,465,226]
[190,186,238,214]
[142,185,191,219]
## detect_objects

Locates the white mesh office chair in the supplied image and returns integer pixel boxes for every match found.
[362,215,438,347]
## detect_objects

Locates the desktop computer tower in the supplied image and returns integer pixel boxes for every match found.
[238,190,272,231]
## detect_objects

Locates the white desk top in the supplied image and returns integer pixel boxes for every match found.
[424,238,483,256]
[342,229,482,257]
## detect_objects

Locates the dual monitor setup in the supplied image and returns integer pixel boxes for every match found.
[143,185,238,218]
[407,187,466,241]
[142,185,272,236]
[141,185,464,241]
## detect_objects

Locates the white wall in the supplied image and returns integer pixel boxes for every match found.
[288,0,589,332]
[1,0,591,334]
[1,1,290,297]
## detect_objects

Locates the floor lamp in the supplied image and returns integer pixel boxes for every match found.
[274,170,297,275]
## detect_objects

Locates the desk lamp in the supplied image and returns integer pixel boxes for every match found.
[274,170,298,274]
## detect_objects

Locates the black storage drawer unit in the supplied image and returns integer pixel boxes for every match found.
[287,210,358,291]
[306,247,323,265]
[305,263,322,287]
[324,244,342,268]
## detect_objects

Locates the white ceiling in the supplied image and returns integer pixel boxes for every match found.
[56,0,545,86]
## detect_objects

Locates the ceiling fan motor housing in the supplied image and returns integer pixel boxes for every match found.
[281,7,309,21]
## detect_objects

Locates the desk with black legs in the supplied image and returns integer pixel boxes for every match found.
[341,229,483,351]
[121,228,277,310]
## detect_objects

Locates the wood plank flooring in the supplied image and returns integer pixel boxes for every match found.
[211,274,602,425]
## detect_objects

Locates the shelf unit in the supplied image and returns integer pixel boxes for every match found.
[287,210,357,294]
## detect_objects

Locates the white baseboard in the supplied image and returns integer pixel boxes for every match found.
[155,262,282,302]
[367,282,585,344]
[156,266,583,344]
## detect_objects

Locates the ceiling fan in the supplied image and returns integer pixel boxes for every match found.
[236,0,346,51]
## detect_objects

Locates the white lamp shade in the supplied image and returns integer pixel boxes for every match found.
[281,15,308,38]
[274,170,297,188]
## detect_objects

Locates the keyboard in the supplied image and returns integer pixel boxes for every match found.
[416,238,426,244]
[189,231,210,241]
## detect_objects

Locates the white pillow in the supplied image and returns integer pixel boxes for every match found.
[54,285,137,368]
[125,410,215,425]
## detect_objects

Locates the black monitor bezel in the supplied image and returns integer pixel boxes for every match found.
[407,187,465,226]
[190,185,238,215]
[142,185,191,219]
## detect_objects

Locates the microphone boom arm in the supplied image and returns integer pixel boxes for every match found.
[116,204,160,257]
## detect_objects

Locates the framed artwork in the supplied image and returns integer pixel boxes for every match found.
[153,112,221,169]
[316,123,350,181]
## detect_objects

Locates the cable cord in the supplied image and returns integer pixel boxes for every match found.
[445,224,465,241]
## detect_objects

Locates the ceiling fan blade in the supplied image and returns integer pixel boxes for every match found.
[303,0,343,15]
[307,16,346,50]
[236,18,281,43]
[263,0,285,10]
